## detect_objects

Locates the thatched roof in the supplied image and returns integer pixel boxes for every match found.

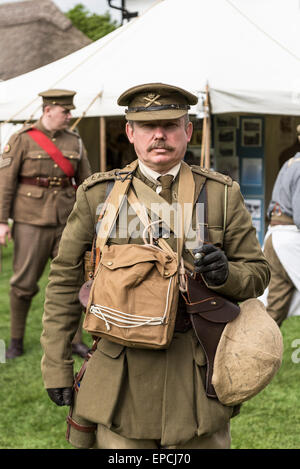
[0,0,92,80]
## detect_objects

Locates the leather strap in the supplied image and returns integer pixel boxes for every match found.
[96,159,139,255]
[19,176,72,188]
[27,128,75,178]
[66,415,97,433]
[270,213,294,226]
[181,182,240,399]
[131,161,196,265]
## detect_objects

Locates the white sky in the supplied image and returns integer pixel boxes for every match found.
[0,0,121,20]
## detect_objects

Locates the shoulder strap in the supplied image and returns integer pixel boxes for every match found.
[196,178,209,244]
[130,161,195,265]
[95,159,138,253]
[27,128,75,178]
[195,179,228,243]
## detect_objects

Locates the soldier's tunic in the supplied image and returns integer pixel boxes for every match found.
[41,161,270,447]
[0,119,91,337]
[263,153,300,325]
[0,118,91,226]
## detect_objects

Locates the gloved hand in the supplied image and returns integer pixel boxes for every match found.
[193,243,229,286]
[46,387,73,406]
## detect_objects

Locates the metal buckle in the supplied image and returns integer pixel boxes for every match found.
[114,170,134,182]
[48,177,62,187]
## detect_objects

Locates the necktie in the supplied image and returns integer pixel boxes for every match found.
[158,175,174,204]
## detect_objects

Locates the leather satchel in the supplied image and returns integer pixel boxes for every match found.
[181,273,240,398]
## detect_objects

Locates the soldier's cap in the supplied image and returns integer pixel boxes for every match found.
[117,83,198,121]
[39,89,76,110]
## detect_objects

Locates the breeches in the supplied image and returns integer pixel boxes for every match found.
[264,234,295,326]
[10,222,64,300]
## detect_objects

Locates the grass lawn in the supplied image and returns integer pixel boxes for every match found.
[0,241,300,449]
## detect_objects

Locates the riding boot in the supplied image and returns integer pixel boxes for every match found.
[6,337,24,359]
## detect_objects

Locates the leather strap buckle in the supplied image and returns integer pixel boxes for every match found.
[48,177,64,187]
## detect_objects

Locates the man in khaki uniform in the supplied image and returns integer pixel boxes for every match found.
[41,83,270,449]
[0,89,92,359]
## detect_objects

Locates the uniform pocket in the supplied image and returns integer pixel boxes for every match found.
[63,151,80,161]
[98,338,125,358]
[191,331,234,437]
[76,338,125,425]
[17,184,44,199]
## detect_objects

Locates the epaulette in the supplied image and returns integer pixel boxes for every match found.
[82,170,119,191]
[16,123,34,135]
[191,165,233,186]
[65,128,80,138]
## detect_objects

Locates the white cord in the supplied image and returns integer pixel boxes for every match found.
[89,276,172,331]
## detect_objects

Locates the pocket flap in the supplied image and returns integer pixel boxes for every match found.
[101,244,177,276]
[98,338,124,358]
[64,151,80,160]
[186,297,240,323]
[17,184,44,198]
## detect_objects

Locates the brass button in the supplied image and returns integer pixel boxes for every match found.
[38,155,42,159]
[165,271,170,276]
[107,261,113,266]
[54,164,58,168]
[211,301,217,305]
[53,190,57,195]
[27,192,31,197]
[69,155,73,159]
[52,138,56,142]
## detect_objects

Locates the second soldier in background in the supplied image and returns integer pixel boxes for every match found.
[0,89,91,359]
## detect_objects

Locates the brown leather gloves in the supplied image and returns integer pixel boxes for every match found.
[47,387,73,406]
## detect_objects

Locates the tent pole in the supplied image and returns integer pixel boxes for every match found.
[70,92,103,132]
[200,84,211,169]
[100,116,106,172]
[200,115,206,168]
[205,112,211,169]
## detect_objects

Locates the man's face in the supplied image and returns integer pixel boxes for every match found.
[125,117,193,174]
[44,105,72,131]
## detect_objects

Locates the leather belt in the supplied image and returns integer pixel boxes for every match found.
[270,207,294,226]
[19,176,72,188]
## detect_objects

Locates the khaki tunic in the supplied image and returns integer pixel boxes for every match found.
[41,162,270,446]
[0,119,91,226]
[264,233,295,326]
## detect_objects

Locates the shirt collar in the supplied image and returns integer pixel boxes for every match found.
[34,118,61,139]
[138,160,181,185]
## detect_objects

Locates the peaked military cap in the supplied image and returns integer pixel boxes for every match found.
[39,89,76,110]
[118,83,198,121]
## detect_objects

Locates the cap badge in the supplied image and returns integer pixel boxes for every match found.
[143,93,161,108]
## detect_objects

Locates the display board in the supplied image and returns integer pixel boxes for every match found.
[213,115,265,244]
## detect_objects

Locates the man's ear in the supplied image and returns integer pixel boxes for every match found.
[186,121,193,142]
[125,122,134,143]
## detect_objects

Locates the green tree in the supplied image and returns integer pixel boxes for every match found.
[66,3,119,41]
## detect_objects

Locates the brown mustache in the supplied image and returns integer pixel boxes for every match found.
[147,141,175,152]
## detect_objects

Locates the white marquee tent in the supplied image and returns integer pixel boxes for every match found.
[0,0,300,122]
